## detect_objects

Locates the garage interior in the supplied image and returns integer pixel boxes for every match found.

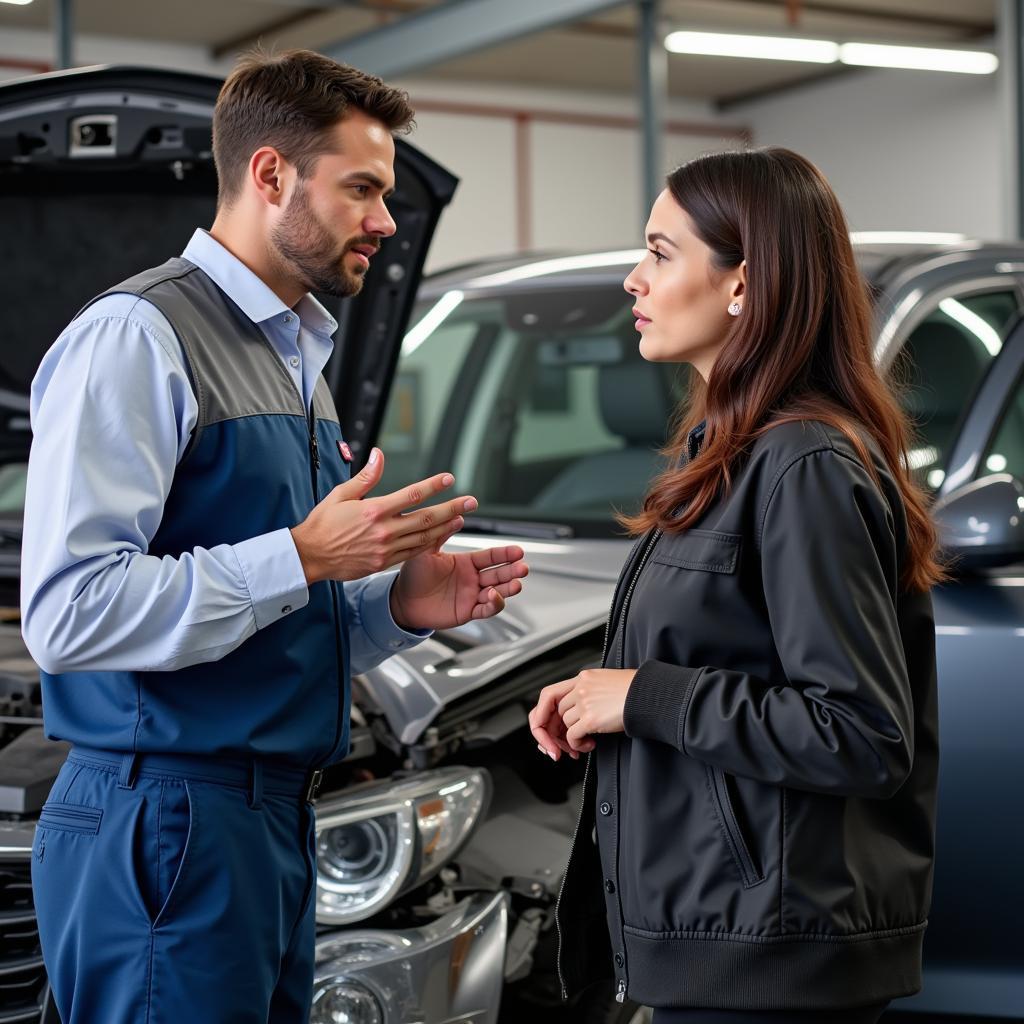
[1,3,1021,1024]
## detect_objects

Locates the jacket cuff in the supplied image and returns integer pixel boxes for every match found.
[623,661,703,751]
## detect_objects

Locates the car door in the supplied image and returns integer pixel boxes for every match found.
[876,266,1024,1018]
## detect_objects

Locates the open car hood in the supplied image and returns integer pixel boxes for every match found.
[0,64,458,463]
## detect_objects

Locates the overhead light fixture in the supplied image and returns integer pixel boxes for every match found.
[664,30,997,75]
[839,42,998,75]
[665,31,838,65]
[0,0,35,5]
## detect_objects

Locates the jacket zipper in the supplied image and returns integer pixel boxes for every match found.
[554,527,661,1003]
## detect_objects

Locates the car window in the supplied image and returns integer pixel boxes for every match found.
[981,371,1024,482]
[376,287,687,537]
[895,288,1020,493]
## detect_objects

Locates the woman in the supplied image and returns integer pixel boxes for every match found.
[529,148,940,1024]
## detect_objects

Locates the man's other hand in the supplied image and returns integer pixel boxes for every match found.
[390,543,529,631]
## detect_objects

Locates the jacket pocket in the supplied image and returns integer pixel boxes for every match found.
[652,530,741,574]
[37,802,103,835]
[706,765,765,888]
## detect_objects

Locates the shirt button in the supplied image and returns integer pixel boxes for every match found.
[600,801,613,816]
[283,314,294,323]
[281,605,292,614]
[605,879,616,894]
[289,355,300,368]
[614,953,624,968]
[390,639,403,649]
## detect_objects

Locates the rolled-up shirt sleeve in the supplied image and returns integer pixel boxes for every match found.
[21,299,309,674]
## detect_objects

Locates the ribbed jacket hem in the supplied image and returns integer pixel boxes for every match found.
[621,923,925,1009]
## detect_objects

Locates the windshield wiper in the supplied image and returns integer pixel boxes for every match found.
[458,516,574,540]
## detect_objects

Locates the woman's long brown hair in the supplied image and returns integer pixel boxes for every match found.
[620,148,944,591]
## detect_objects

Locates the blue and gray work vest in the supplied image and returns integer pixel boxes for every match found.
[40,259,353,768]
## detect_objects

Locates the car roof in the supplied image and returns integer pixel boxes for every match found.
[420,236,1024,300]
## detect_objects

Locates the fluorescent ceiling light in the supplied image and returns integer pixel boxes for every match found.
[665,31,838,64]
[0,0,35,5]
[839,42,998,75]
[850,231,966,245]
[664,30,997,76]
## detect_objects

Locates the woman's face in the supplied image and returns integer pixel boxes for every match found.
[624,189,744,380]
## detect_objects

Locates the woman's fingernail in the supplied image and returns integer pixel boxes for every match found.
[368,448,379,466]
[464,497,478,512]
[442,473,454,487]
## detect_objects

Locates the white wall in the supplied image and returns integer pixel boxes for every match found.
[0,23,1010,261]
[391,78,748,271]
[732,64,1006,240]
[0,26,231,81]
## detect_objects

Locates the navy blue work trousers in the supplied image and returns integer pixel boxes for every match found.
[31,749,318,1024]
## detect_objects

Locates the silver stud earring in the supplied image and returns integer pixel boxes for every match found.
[728,302,742,316]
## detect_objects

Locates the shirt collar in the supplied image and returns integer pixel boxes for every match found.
[181,229,338,337]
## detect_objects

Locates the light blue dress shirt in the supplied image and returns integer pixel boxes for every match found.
[21,228,427,676]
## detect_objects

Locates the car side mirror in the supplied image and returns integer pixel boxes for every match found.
[933,473,1024,571]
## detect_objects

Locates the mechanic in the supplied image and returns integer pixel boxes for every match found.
[21,48,528,1024]
[531,148,939,1024]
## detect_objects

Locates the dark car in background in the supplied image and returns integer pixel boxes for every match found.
[1,65,1023,1024]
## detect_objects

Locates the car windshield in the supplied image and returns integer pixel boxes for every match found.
[376,284,690,538]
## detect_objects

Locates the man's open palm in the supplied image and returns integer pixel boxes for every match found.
[391,544,528,631]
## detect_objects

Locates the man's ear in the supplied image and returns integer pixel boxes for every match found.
[249,146,288,209]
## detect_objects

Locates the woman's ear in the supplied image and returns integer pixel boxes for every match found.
[731,259,747,302]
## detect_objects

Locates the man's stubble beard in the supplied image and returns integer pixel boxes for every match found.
[270,181,366,299]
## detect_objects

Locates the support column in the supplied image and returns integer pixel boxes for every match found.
[54,0,74,71]
[1000,0,1024,239]
[638,0,667,218]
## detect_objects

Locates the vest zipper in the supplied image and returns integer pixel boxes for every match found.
[554,527,661,1003]
[306,408,348,764]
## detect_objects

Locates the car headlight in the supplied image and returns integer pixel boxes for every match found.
[315,767,490,924]
[310,977,384,1024]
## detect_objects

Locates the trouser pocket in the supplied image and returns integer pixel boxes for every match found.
[37,803,103,835]
[129,780,195,928]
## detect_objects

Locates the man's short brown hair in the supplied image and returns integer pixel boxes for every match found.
[213,47,415,207]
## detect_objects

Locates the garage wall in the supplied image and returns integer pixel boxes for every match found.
[731,62,1006,241]
[0,24,1012,264]
[392,78,748,271]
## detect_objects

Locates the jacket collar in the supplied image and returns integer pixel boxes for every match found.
[686,420,707,462]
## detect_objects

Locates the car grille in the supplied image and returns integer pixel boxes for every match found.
[0,854,47,1023]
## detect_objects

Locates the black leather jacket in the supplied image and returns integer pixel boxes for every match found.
[556,419,938,1012]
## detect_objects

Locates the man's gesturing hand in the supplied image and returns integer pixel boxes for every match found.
[290,448,476,585]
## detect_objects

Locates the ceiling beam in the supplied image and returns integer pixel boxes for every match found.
[320,0,629,78]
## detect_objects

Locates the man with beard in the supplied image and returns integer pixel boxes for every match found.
[21,49,529,1024]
